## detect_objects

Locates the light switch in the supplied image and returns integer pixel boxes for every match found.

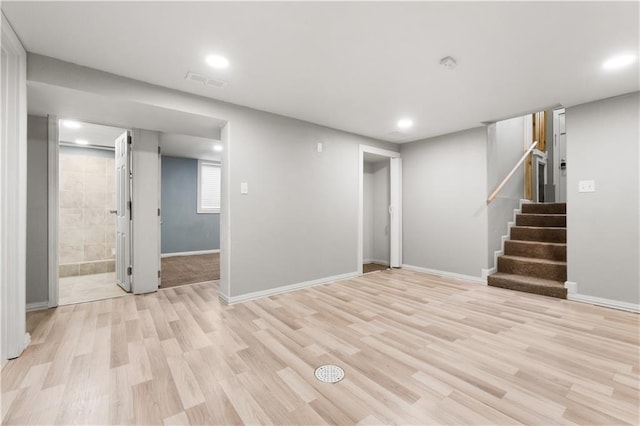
[316,142,323,153]
[578,180,595,193]
[240,182,248,194]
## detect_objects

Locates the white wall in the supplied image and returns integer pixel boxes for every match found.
[26,54,398,302]
[566,92,639,307]
[486,116,526,266]
[131,129,160,294]
[401,127,488,278]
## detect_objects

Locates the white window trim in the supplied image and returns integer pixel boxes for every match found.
[197,159,221,214]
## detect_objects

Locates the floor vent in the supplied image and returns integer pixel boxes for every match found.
[314,365,345,383]
[185,71,229,89]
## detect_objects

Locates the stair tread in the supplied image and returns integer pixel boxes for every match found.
[489,272,565,288]
[518,213,566,217]
[499,255,566,266]
[512,226,566,230]
[506,240,566,247]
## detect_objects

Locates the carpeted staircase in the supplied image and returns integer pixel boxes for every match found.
[488,203,567,298]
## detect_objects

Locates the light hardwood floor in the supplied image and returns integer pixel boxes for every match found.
[2,269,639,425]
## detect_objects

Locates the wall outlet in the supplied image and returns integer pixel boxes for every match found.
[578,180,595,193]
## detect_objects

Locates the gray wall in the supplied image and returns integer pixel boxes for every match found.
[486,117,526,266]
[161,156,220,254]
[26,115,49,305]
[566,92,640,305]
[27,54,399,300]
[401,127,488,277]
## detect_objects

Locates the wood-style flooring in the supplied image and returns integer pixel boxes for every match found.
[2,269,639,425]
[161,253,220,288]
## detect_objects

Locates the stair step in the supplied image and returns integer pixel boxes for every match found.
[511,226,566,243]
[497,255,567,281]
[504,240,566,261]
[521,202,566,215]
[488,272,567,299]
[516,213,566,228]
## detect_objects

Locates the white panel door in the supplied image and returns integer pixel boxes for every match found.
[389,157,402,268]
[115,131,132,291]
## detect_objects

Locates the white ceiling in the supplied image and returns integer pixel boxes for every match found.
[4,2,639,142]
[28,82,224,139]
[59,120,125,148]
[160,133,221,162]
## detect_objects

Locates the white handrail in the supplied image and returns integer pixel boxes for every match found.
[487,141,538,204]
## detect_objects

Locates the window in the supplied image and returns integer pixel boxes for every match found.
[197,160,221,214]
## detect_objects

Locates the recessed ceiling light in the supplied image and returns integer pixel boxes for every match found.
[397,119,414,130]
[62,120,81,129]
[213,145,223,152]
[206,55,230,69]
[75,139,89,145]
[602,54,636,70]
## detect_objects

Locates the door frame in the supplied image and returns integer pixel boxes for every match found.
[1,12,29,361]
[358,145,401,275]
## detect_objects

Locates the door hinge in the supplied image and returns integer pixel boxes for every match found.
[128,201,132,219]
[157,208,161,216]
[158,146,161,154]
[157,270,161,278]
[127,135,132,145]
[127,266,132,276]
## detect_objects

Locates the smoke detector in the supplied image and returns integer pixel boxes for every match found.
[185,71,229,88]
[439,56,457,70]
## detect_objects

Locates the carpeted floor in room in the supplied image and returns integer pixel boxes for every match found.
[161,253,220,288]
[363,263,389,273]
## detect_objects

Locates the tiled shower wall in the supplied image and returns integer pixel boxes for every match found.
[59,147,116,277]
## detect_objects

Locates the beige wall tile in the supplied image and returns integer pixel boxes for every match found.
[59,244,83,264]
[59,227,83,246]
[84,208,105,226]
[60,154,84,172]
[79,261,107,275]
[84,226,106,245]
[61,172,84,192]
[84,156,106,174]
[60,191,83,208]
[83,191,105,209]
[84,244,106,261]
[59,208,83,229]
[59,264,80,278]
[83,173,104,192]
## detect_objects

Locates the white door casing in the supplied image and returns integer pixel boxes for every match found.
[389,157,402,268]
[115,131,132,292]
[1,12,29,361]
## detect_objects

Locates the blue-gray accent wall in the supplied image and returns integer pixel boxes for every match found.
[161,156,219,254]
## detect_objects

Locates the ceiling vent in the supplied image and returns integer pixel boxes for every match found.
[185,71,228,89]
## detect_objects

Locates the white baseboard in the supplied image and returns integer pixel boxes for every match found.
[364,258,390,266]
[219,271,359,305]
[490,199,529,271]
[567,293,639,313]
[481,268,495,282]
[161,249,220,258]
[402,264,486,285]
[564,281,578,294]
[26,302,50,312]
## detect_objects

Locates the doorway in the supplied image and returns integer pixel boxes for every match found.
[159,133,222,288]
[56,119,129,305]
[358,145,401,275]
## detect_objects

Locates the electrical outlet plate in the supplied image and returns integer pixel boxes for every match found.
[578,180,595,193]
